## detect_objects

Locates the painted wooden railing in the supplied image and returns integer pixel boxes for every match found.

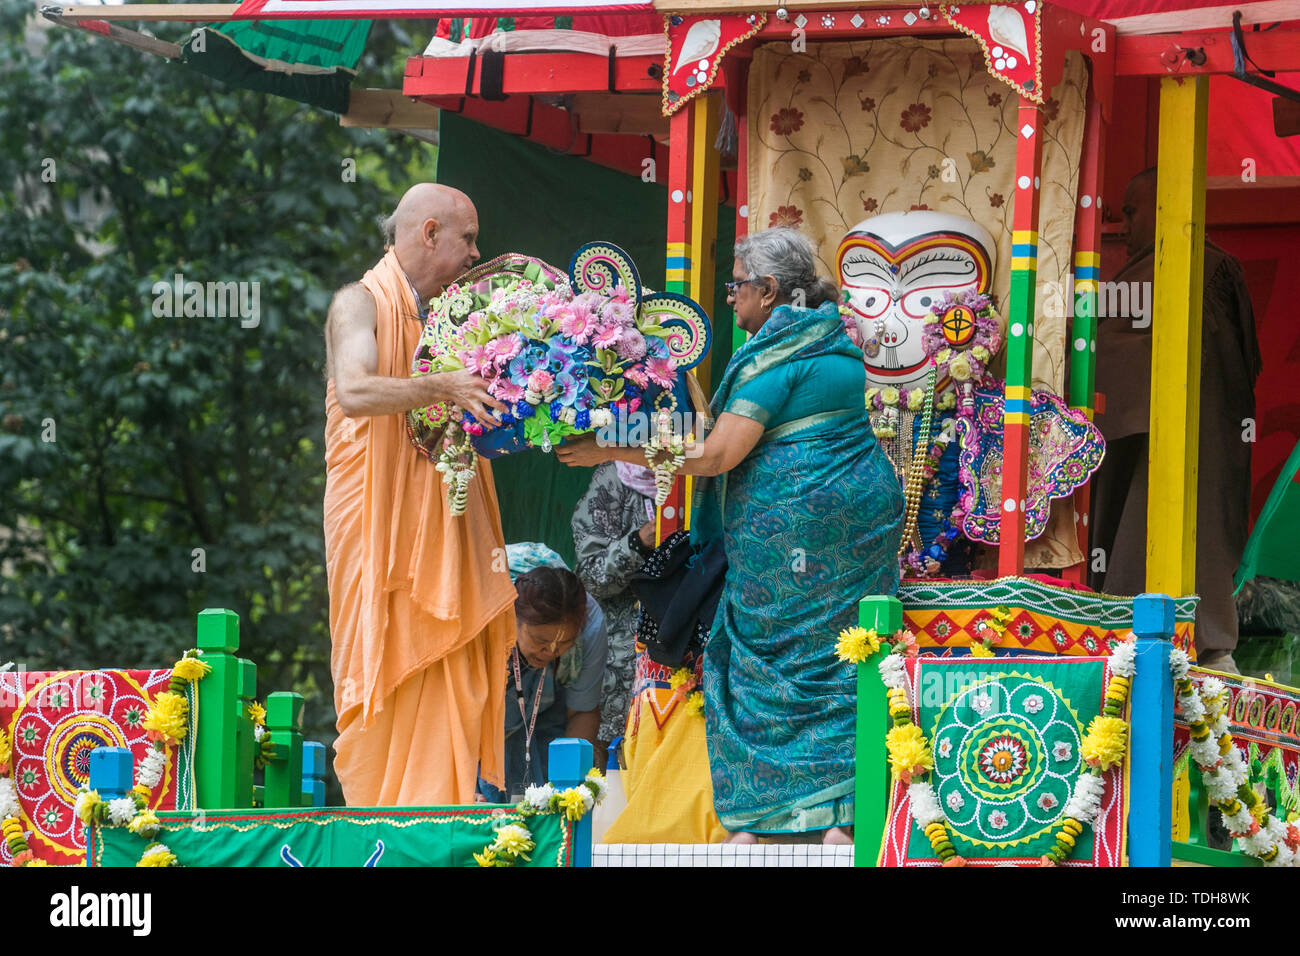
[853,591,1259,868]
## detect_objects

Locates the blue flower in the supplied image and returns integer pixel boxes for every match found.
[554,371,582,407]
[645,336,670,359]
[515,400,536,419]
[546,344,574,375]
[549,400,564,420]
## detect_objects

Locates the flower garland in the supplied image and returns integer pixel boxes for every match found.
[641,394,687,508]
[248,701,275,770]
[669,667,705,718]
[474,767,609,867]
[65,650,210,868]
[1172,651,1299,866]
[836,628,1136,867]
[864,290,1004,579]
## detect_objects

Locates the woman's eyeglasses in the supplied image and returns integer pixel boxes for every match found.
[725,278,762,296]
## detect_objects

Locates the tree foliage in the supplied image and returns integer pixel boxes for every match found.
[0,1,427,773]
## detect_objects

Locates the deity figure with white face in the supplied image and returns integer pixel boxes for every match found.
[837,212,996,394]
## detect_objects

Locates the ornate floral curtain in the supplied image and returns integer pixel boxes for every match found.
[748,37,1087,395]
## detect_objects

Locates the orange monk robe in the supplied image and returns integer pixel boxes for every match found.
[323,249,517,806]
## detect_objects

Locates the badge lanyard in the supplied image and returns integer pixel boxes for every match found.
[511,646,547,787]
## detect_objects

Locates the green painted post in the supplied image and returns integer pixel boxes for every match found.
[233,658,257,808]
[194,608,241,809]
[263,692,305,809]
[855,595,902,867]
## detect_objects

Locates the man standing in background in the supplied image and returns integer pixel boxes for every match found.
[1091,168,1262,673]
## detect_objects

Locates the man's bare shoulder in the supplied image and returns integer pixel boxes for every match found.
[328,282,376,326]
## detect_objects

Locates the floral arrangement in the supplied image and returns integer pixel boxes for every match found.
[1172,652,1299,866]
[411,265,685,516]
[836,628,1135,867]
[473,767,609,867]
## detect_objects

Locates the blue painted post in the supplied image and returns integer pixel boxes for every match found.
[548,738,593,868]
[89,747,134,800]
[302,741,326,808]
[1129,593,1175,867]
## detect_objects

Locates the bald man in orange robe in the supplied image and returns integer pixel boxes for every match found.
[323,184,517,805]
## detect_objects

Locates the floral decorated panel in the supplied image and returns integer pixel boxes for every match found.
[1,668,178,866]
[880,655,1125,866]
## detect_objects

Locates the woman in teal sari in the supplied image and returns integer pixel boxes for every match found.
[559,228,903,842]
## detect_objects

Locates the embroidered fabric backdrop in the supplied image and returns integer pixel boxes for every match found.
[1,668,178,866]
[748,38,1088,566]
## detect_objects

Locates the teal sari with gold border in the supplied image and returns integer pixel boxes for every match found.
[694,301,904,834]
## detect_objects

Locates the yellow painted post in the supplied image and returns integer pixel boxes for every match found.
[1146,76,1208,598]
[689,91,721,392]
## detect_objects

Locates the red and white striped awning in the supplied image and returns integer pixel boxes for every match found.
[233,0,654,17]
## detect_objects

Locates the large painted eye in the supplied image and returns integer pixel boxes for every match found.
[846,288,891,319]
[901,286,962,318]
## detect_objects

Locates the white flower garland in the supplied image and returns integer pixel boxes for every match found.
[1174,672,1299,867]
[0,777,19,822]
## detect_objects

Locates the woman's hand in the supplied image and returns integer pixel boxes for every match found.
[556,433,616,468]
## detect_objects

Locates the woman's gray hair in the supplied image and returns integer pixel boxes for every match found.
[734,227,838,308]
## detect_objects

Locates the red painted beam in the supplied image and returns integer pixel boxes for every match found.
[404,52,663,97]
[430,94,660,182]
[1116,27,1300,77]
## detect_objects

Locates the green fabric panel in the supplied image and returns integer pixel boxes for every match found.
[907,657,1107,864]
[89,807,571,867]
[181,20,370,114]
[438,111,736,563]
[1236,438,1300,591]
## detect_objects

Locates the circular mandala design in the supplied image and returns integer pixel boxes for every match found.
[977,733,1028,784]
[931,674,1084,849]
[2,670,171,862]
[1280,703,1296,736]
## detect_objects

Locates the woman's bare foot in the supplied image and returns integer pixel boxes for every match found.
[822,826,853,845]
[725,830,758,845]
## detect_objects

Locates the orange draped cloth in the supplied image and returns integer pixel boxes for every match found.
[324,250,517,805]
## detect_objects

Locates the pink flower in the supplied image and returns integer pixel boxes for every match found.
[645,356,676,389]
[460,345,493,376]
[487,333,523,367]
[610,284,632,304]
[614,331,647,362]
[490,378,525,403]
[602,300,635,328]
[591,324,622,349]
[561,307,596,344]
[625,365,650,388]
[528,369,555,394]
